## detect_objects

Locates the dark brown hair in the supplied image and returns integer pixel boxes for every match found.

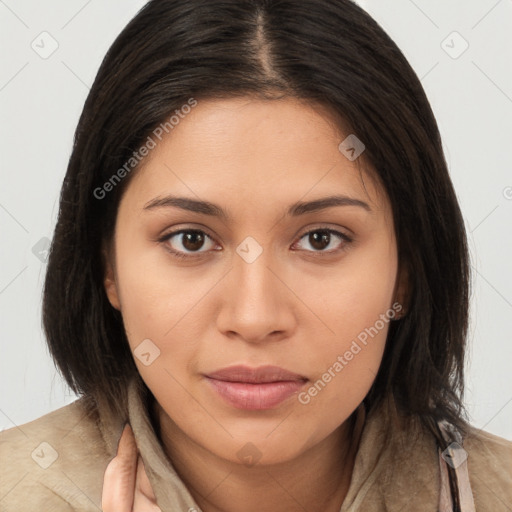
[43,0,470,439]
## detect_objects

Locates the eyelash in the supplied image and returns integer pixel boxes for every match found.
[158,227,354,260]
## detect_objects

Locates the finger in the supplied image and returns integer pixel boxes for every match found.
[133,456,162,511]
[102,423,138,512]
[135,456,158,501]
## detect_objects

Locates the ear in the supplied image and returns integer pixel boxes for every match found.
[393,262,410,318]
[102,245,121,311]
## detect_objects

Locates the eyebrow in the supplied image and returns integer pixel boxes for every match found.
[142,194,371,220]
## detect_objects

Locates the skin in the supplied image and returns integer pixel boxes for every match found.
[102,96,407,511]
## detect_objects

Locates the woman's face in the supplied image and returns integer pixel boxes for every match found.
[104,96,404,465]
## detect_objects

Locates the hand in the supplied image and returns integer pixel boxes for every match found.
[102,423,162,511]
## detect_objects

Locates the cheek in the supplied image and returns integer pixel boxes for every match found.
[113,230,201,337]
[112,234,226,398]
[298,234,397,344]
[292,237,397,407]
[293,293,393,434]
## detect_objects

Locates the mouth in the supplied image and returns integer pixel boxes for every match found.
[203,365,308,410]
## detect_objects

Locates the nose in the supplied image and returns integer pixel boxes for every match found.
[215,249,297,344]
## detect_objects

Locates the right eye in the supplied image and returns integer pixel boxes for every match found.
[159,229,219,259]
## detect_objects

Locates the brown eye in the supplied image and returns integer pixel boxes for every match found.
[181,231,206,251]
[294,228,352,254]
[162,229,217,256]
[308,231,331,251]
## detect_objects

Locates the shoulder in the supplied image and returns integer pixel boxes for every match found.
[463,426,512,510]
[0,397,119,512]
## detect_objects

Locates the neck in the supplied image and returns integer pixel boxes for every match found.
[153,401,366,512]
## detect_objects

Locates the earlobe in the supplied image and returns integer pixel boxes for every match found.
[103,249,121,311]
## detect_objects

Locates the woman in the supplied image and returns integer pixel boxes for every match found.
[1,0,510,511]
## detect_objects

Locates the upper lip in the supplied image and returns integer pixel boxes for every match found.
[205,365,308,384]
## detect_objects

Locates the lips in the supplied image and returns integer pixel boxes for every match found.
[205,365,308,384]
[203,365,308,410]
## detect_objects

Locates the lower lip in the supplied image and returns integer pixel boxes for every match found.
[205,377,307,410]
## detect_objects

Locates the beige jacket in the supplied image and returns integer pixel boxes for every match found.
[1,376,511,511]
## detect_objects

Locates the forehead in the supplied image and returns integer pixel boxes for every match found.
[122,97,388,215]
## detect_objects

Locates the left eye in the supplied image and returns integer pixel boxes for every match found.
[293,229,351,253]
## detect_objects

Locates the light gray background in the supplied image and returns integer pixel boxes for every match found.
[1,0,511,439]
